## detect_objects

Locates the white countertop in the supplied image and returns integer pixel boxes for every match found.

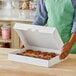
[0,9,35,21]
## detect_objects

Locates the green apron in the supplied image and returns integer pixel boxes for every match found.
[45,0,76,53]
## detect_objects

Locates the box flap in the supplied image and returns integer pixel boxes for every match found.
[14,23,64,52]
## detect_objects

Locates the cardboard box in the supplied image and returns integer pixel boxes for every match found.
[8,23,68,67]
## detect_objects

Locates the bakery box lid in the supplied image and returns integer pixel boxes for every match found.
[14,23,64,53]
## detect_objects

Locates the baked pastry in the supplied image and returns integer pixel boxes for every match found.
[26,49,34,53]
[48,52,57,58]
[34,51,41,55]
[43,55,52,60]
[33,51,41,58]
[41,52,50,60]
[16,49,58,60]
[24,49,34,57]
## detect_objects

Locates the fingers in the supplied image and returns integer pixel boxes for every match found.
[59,48,70,59]
[59,43,69,59]
[59,52,68,59]
[20,45,24,49]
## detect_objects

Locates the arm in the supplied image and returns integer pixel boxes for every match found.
[69,33,76,45]
[69,0,76,46]
[59,33,76,59]
[33,0,48,25]
[60,9,76,59]
[68,7,76,48]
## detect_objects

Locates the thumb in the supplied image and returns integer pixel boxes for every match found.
[20,45,24,49]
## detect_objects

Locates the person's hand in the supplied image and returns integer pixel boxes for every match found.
[59,42,72,59]
[20,45,24,49]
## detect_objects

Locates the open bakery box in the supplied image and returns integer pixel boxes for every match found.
[8,23,68,67]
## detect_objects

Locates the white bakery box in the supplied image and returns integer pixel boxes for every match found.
[8,23,68,67]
